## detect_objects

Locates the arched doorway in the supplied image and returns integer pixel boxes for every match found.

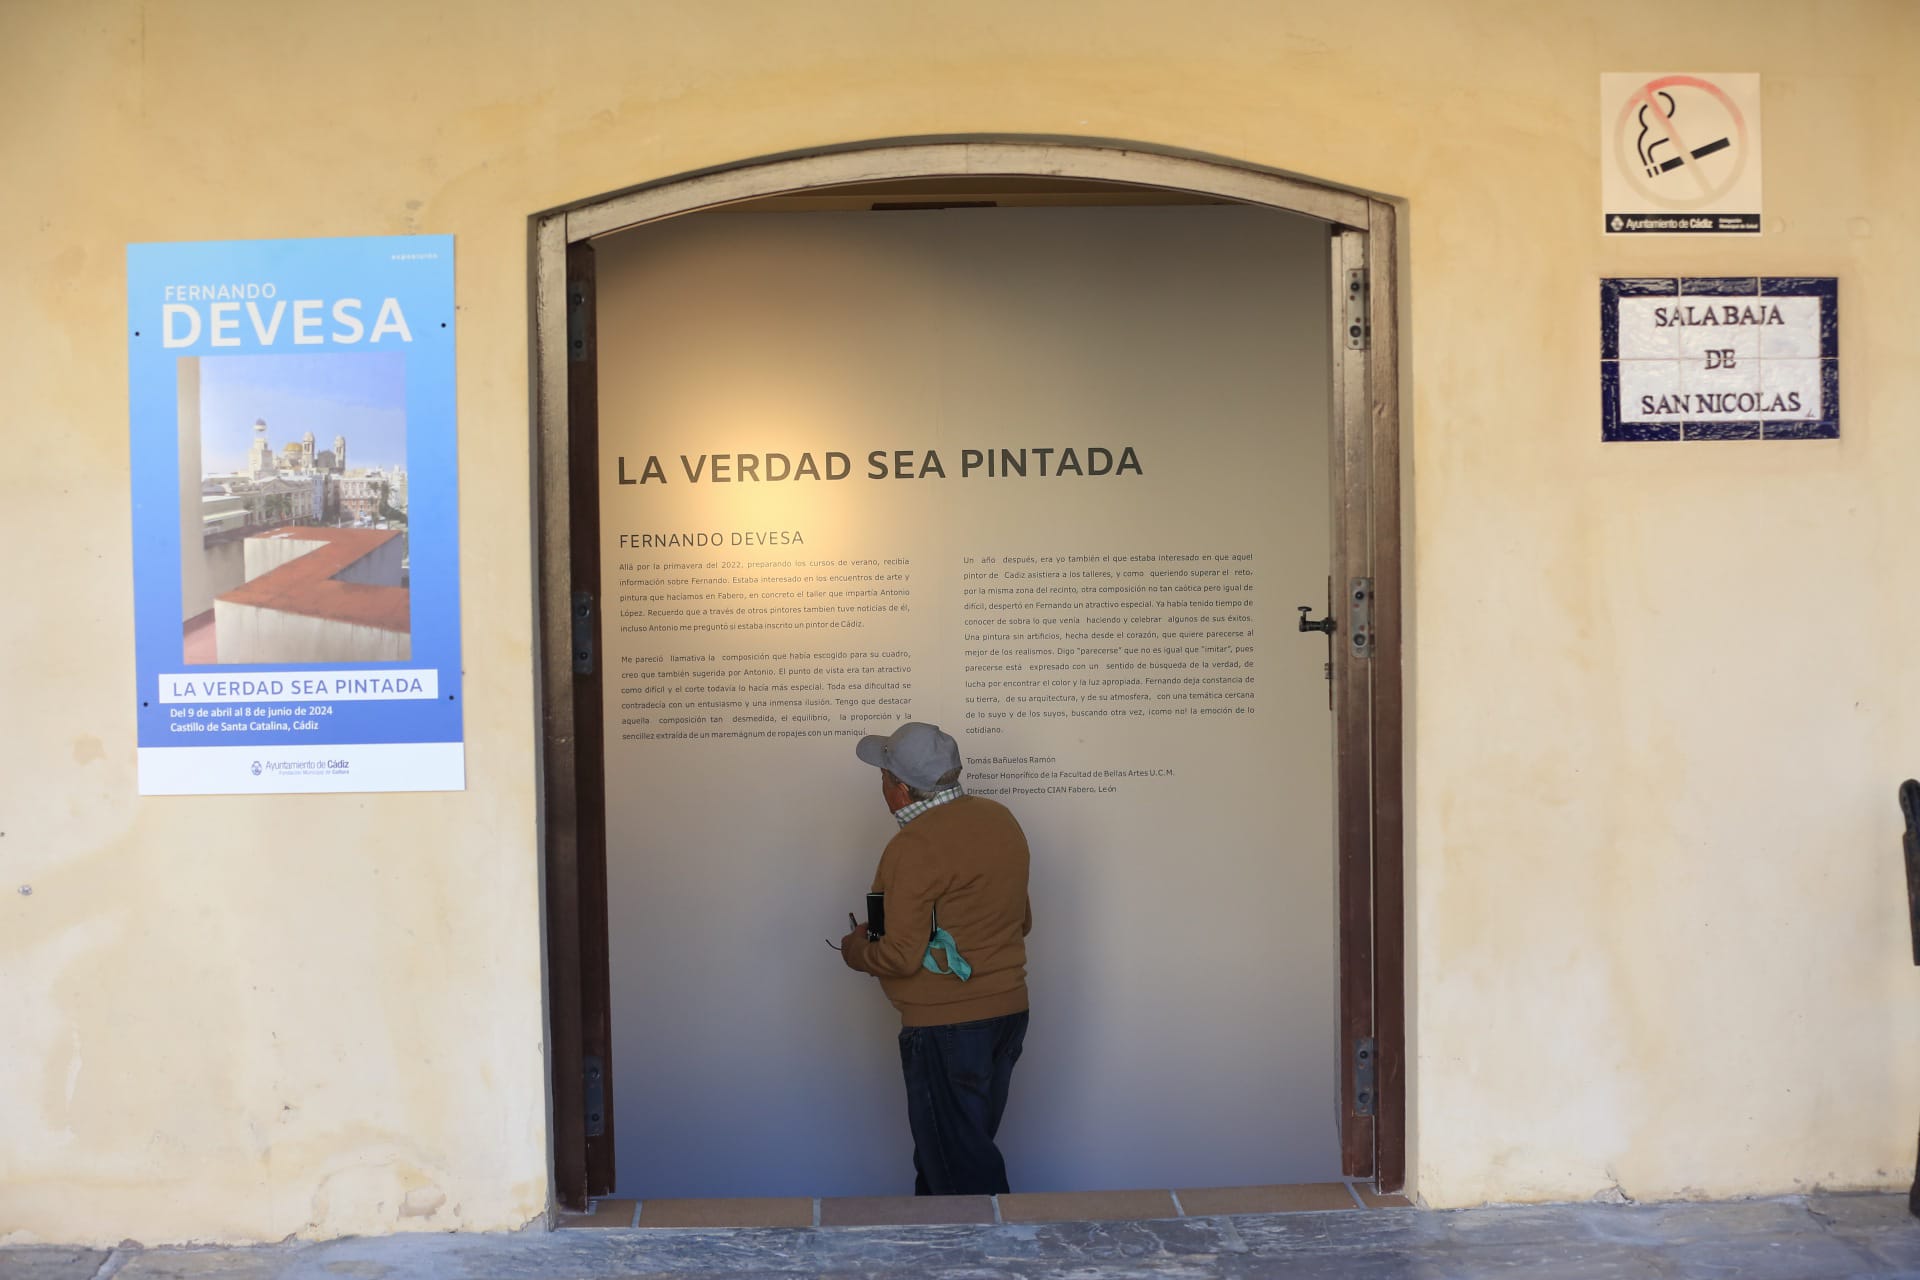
[531,137,1404,1212]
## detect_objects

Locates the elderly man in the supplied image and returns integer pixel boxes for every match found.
[839,721,1033,1197]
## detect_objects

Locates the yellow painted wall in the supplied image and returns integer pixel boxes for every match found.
[2,0,1915,1244]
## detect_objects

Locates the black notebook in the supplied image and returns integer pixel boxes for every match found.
[865,891,886,940]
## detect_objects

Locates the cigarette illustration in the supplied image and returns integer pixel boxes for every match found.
[1649,136,1731,176]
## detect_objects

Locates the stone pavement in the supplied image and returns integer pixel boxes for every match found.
[5,1193,1919,1280]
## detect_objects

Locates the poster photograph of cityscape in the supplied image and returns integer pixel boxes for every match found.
[177,351,412,666]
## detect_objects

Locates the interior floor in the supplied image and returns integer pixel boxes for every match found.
[558,1181,1411,1229]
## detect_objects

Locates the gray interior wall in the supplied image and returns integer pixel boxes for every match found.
[594,204,1335,1197]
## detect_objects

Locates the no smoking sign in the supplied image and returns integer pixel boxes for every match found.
[1602,73,1762,234]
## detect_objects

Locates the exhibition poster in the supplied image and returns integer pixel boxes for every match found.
[126,235,463,794]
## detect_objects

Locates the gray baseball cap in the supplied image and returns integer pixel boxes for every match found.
[855,721,962,790]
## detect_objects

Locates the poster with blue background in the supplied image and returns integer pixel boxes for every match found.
[127,235,463,794]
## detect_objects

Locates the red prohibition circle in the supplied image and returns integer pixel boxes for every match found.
[1613,74,1750,211]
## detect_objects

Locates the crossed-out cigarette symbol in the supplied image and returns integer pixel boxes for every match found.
[1635,94,1732,177]
[1615,75,1750,209]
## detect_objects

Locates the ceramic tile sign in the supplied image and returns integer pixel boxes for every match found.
[1601,277,1838,442]
[1603,73,1762,234]
[126,235,464,794]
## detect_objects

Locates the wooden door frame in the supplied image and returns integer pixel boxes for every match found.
[529,136,1406,1214]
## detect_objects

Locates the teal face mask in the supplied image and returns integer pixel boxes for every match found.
[922,909,972,981]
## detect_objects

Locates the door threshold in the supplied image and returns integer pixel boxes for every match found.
[558,1181,1413,1229]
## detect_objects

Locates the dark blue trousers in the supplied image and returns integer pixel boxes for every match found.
[897,1009,1029,1196]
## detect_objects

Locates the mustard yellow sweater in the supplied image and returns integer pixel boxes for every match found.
[843,795,1032,1027]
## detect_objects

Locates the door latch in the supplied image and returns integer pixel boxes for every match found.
[1301,590,1338,708]
[1354,1037,1377,1116]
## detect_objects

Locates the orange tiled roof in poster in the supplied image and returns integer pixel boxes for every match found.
[220,526,409,633]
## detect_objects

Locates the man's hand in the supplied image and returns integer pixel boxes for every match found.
[839,926,868,971]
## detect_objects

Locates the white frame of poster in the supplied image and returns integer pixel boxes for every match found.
[126,234,465,795]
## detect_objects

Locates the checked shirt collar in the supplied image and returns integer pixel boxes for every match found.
[893,784,964,828]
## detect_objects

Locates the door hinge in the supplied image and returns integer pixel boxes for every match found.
[567,283,590,363]
[1349,578,1374,659]
[1344,268,1370,350]
[1354,1036,1377,1116]
[583,1054,607,1137]
[572,590,595,675]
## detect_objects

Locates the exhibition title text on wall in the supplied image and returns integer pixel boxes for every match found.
[616,447,1144,484]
